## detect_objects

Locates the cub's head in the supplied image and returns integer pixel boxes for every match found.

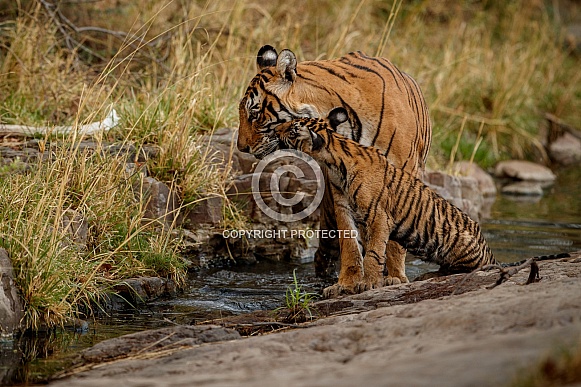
[276,107,349,154]
[238,45,321,159]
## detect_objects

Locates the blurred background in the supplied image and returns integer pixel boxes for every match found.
[1,0,580,167]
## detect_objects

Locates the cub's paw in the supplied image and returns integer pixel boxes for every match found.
[354,280,383,294]
[323,284,353,299]
[384,275,409,286]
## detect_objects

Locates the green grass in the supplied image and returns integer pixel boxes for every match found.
[0,144,186,330]
[277,268,318,323]
[0,0,579,330]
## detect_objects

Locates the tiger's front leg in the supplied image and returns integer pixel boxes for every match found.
[384,241,409,285]
[356,215,391,293]
[322,187,363,298]
[314,171,340,279]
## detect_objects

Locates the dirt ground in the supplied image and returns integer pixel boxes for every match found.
[48,253,581,387]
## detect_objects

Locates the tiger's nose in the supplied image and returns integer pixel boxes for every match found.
[238,144,251,153]
[237,135,251,153]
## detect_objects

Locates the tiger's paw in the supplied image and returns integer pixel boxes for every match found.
[354,280,384,294]
[384,275,409,286]
[323,284,353,299]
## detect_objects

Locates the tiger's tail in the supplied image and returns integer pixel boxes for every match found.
[500,252,571,267]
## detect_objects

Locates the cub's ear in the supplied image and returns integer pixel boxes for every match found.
[257,45,278,70]
[276,49,297,82]
[327,107,349,130]
[310,130,325,151]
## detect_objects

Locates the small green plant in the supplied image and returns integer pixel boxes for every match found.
[278,268,318,323]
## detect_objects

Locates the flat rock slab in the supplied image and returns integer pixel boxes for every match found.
[49,253,581,387]
[80,325,240,364]
[495,160,556,182]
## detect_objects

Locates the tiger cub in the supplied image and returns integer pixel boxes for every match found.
[276,107,496,298]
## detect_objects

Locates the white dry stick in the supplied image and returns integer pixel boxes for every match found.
[0,109,119,137]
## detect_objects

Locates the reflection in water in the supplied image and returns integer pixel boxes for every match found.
[150,261,323,325]
[484,165,581,262]
[3,167,580,384]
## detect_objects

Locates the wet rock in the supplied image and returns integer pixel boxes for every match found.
[181,229,256,267]
[494,160,556,182]
[113,277,178,304]
[501,181,544,196]
[222,168,321,264]
[0,248,24,335]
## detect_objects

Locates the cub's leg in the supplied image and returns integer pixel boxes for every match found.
[384,241,409,285]
[356,216,391,293]
[314,172,339,279]
[322,187,363,298]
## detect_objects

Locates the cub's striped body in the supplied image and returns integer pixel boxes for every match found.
[276,109,495,297]
[238,45,432,284]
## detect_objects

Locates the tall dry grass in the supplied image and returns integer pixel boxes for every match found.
[0,0,579,329]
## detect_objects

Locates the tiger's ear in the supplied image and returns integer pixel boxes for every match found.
[257,45,278,70]
[327,107,349,130]
[310,130,325,151]
[276,49,297,82]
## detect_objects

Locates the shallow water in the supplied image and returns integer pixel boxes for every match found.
[2,166,581,386]
[484,165,581,262]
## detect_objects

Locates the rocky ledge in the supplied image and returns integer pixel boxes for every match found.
[48,252,581,387]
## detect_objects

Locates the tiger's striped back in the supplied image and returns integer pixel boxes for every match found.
[238,48,431,175]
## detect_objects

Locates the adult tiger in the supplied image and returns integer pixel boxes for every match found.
[238,45,432,289]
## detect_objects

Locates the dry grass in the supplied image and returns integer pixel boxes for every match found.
[511,336,581,387]
[0,0,579,329]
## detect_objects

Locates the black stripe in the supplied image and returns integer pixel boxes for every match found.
[305,62,349,82]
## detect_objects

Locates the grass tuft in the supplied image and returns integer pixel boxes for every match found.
[511,337,581,387]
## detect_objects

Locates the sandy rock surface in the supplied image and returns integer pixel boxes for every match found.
[49,253,581,387]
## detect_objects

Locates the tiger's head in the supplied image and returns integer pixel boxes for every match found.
[238,45,321,159]
[276,107,349,155]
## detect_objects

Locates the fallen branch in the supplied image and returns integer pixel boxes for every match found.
[0,109,119,137]
[487,258,541,289]
[452,259,540,295]
[452,253,576,295]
